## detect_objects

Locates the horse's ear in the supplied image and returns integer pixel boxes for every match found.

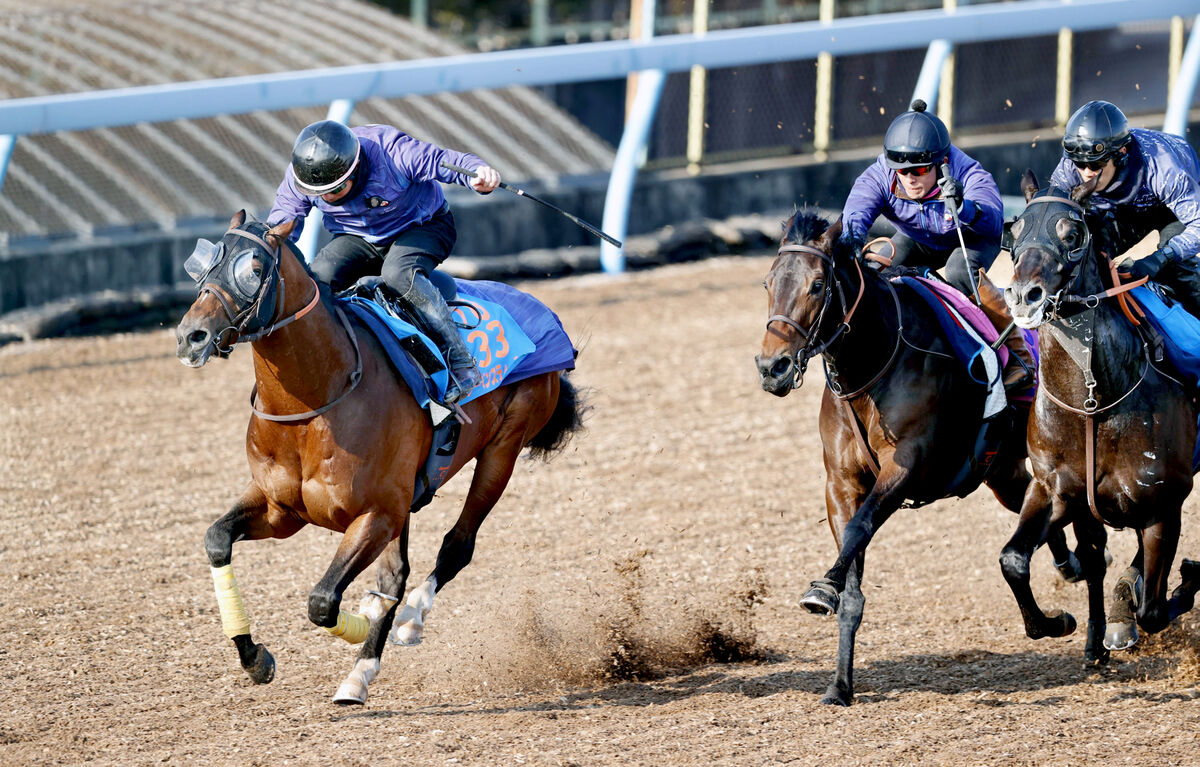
[1021,170,1040,203]
[820,217,844,251]
[229,209,247,229]
[1071,173,1101,204]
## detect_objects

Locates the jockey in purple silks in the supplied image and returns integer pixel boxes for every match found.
[840,99,1005,300]
[840,100,1032,391]
[1050,100,1200,320]
[267,121,501,406]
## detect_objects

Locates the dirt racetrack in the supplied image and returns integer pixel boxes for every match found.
[3,255,1200,767]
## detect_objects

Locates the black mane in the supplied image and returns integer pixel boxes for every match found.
[781,207,854,261]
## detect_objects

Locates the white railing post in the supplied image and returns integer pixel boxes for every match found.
[297,98,356,263]
[912,39,953,110]
[1164,15,1200,136]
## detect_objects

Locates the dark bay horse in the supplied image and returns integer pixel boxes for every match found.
[175,211,583,704]
[756,210,1080,706]
[1001,173,1200,661]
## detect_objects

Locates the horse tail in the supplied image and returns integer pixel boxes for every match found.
[526,371,587,460]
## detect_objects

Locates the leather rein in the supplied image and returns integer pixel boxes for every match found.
[200,225,363,423]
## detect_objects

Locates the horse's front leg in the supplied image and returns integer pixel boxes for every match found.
[333,523,411,705]
[204,483,304,684]
[822,553,867,706]
[1071,516,1110,665]
[307,509,403,704]
[801,467,906,617]
[999,482,1077,640]
[1105,537,1144,651]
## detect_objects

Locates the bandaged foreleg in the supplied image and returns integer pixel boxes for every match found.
[324,610,370,644]
[211,564,251,639]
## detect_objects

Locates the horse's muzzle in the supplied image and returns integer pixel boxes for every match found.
[1005,281,1049,329]
[756,353,796,397]
[175,322,216,368]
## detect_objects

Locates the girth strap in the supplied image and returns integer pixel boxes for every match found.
[1086,415,1098,517]
[840,398,881,477]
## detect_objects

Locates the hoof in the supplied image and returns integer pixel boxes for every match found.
[332,679,368,706]
[244,643,275,685]
[1029,609,1075,639]
[1054,552,1084,584]
[1103,621,1138,651]
[1179,559,1200,587]
[388,621,424,646]
[800,580,840,616]
[819,686,852,706]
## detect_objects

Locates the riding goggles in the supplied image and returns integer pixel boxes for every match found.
[897,164,933,177]
[1062,134,1121,163]
[885,148,939,168]
[184,238,263,301]
[1072,158,1108,172]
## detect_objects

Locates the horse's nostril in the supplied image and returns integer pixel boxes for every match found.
[1025,286,1044,305]
[771,357,793,378]
[188,329,210,347]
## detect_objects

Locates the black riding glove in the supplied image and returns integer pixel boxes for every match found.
[1120,245,1178,280]
[938,173,964,209]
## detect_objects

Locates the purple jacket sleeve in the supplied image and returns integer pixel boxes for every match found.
[379,127,487,189]
[1049,156,1080,192]
[266,169,314,241]
[841,162,887,244]
[946,149,1003,240]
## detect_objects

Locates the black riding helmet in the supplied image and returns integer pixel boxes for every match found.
[291,120,361,195]
[884,99,951,169]
[1062,101,1131,163]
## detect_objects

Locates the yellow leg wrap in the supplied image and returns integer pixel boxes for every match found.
[211,565,251,639]
[324,610,371,644]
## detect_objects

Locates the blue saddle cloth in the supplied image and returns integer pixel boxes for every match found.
[340,278,576,408]
[339,278,576,512]
[1130,283,1200,471]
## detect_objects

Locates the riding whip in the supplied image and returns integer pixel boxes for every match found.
[940,162,982,307]
[440,161,623,248]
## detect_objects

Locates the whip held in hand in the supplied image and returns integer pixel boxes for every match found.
[940,162,982,306]
[440,161,623,248]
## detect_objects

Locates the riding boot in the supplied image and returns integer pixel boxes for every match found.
[1161,258,1200,322]
[396,270,482,405]
[975,269,1036,393]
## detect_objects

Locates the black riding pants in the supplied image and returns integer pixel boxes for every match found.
[889,234,1001,297]
[310,205,457,294]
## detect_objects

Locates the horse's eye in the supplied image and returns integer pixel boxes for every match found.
[810,280,825,295]
[762,279,769,290]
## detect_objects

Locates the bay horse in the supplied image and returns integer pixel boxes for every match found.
[1000,173,1200,661]
[756,210,1081,706]
[175,211,583,704]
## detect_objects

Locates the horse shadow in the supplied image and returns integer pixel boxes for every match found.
[331,643,1190,720]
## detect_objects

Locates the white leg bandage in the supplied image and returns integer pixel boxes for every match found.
[390,576,437,646]
[211,564,251,639]
[358,591,399,623]
[324,610,370,644]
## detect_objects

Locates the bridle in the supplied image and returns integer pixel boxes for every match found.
[765,242,867,387]
[1010,194,1094,317]
[192,224,322,354]
[190,223,362,422]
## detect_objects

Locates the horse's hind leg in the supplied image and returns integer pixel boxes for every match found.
[391,415,532,646]
[333,523,412,705]
[204,484,304,684]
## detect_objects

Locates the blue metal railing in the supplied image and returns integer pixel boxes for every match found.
[0,0,1195,271]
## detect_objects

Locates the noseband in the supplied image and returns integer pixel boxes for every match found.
[198,225,321,355]
[766,242,866,387]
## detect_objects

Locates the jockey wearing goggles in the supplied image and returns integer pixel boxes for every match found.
[267,120,501,405]
[841,100,1004,301]
[1051,100,1200,319]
